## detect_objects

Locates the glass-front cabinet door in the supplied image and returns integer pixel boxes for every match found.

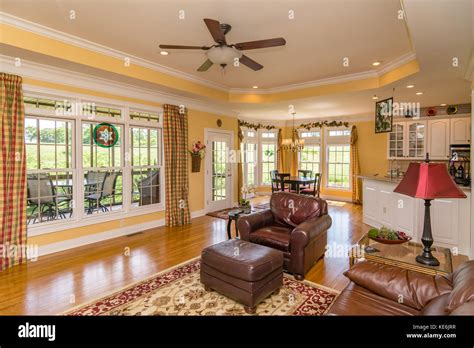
[388,123,405,159]
[407,121,426,159]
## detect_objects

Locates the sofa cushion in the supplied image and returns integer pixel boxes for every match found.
[270,191,327,227]
[447,260,474,312]
[201,239,283,282]
[326,282,419,316]
[420,293,450,315]
[344,261,452,310]
[250,224,292,251]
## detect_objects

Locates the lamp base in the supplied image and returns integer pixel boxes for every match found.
[416,253,440,267]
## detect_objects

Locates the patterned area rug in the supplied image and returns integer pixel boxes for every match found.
[206,202,270,220]
[66,258,338,316]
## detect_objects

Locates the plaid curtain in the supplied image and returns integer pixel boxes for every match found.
[163,104,191,226]
[350,125,361,204]
[0,74,27,271]
[237,126,244,201]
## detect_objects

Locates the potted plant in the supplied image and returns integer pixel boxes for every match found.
[240,184,256,213]
[189,141,206,172]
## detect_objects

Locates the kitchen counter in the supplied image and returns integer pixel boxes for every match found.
[358,174,470,191]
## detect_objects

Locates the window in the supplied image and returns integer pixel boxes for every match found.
[261,143,276,185]
[130,127,162,207]
[327,145,351,189]
[299,146,321,174]
[329,130,351,137]
[301,131,320,138]
[24,92,164,232]
[261,132,275,138]
[298,129,321,175]
[82,121,123,215]
[246,131,255,138]
[25,117,74,225]
[241,142,257,186]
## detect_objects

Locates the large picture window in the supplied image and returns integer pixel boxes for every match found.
[24,94,163,232]
[261,143,276,185]
[25,117,74,225]
[241,142,257,186]
[299,129,321,175]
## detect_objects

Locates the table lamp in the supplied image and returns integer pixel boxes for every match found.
[394,154,466,266]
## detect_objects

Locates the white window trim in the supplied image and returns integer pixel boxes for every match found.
[240,132,258,188]
[324,127,352,191]
[257,129,278,186]
[24,89,165,237]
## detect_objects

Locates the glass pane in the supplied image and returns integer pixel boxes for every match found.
[84,170,123,215]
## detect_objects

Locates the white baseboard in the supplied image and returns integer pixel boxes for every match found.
[36,209,207,258]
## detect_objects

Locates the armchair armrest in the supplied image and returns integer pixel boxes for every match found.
[236,209,274,241]
[345,261,453,310]
[290,215,332,249]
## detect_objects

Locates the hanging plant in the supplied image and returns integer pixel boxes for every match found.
[298,120,349,130]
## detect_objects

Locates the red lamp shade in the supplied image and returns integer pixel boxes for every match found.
[394,162,466,199]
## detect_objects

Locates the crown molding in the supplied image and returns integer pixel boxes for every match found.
[0,55,236,117]
[0,11,229,92]
[1,11,417,96]
[230,52,417,94]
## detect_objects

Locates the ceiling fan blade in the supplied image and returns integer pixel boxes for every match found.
[203,18,226,44]
[159,44,209,50]
[234,38,286,50]
[197,59,214,72]
[239,55,263,71]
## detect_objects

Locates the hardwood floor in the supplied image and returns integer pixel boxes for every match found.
[0,197,466,315]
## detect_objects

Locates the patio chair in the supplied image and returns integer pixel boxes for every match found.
[137,170,160,206]
[27,173,71,224]
[85,172,119,214]
[85,171,107,195]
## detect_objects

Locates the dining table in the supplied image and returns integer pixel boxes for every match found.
[276,174,314,193]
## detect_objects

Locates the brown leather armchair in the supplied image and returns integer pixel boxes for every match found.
[237,192,332,280]
[327,260,474,315]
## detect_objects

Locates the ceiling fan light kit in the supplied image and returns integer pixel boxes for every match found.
[159,18,286,72]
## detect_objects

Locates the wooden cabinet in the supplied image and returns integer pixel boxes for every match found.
[406,121,427,159]
[388,121,426,159]
[362,178,471,255]
[388,116,471,160]
[450,118,471,144]
[427,119,450,160]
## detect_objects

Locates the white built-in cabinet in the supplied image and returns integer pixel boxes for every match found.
[387,115,470,160]
[450,118,471,144]
[362,178,471,255]
[427,119,450,160]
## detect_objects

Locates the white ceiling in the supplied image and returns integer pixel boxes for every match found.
[0,0,472,121]
[0,0,413,89]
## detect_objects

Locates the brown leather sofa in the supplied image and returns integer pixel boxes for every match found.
[237,192,332,280]
[327,260,474,315]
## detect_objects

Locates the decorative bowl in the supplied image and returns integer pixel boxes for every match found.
[369,235,412,244]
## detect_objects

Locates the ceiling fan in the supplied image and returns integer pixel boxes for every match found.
[159,18,286,72]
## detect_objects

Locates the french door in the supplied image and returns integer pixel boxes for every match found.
[205,130,232,212]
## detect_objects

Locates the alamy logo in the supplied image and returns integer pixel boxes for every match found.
[18,322,56,341]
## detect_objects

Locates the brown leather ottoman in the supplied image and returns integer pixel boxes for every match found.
[200,239,284,314]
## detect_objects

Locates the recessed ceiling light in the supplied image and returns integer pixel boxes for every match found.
[416,92,423,95]
[372,95,379,100]
[160,51,169,56]
[440,103,447,106]
[406,85,415,88]
[252,86,259,89]
[372,61,381,66]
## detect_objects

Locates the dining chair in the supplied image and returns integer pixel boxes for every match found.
[278,173,295,193]
[300,173,321,197]
[270,170,281,193]
[85,172,119,214]
[298,169,313,189]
